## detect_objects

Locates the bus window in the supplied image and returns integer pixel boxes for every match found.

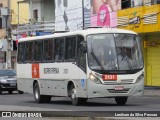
[65,37,76,61]
[25,42,34,63]
[17,42,25,63]
[43,39,54,62]
[54,38,65,61]
[34,40,43,62]
[77,36,86,72]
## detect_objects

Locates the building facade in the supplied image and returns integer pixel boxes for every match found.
[117,4,160,86]
[0,0,29,69]
[0,0,8,69]
[11,0,29,25]
[19,0,55,33]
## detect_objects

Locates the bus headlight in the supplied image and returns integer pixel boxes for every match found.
[89,73,102,84]
[136,73,144,83]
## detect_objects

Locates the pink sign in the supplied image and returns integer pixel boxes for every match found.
[91,0,121,28]
[97,4,111,27]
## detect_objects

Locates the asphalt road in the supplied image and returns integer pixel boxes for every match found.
[0,92,160,118]
[0,92,160,111]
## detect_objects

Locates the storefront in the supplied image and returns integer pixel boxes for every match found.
[117,4,160,86]
[144,34,160,86]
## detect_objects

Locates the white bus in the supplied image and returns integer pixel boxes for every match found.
[17,28,144,105]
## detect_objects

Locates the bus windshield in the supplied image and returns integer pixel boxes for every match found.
[87,33,144,73]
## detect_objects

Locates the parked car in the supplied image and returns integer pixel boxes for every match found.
[0,69,23,94]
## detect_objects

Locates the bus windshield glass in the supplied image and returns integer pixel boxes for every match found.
[87,33,143,73]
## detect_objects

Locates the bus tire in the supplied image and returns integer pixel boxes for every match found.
[33,82,51,103]
[70,86,87,106]
[115,97,128,105]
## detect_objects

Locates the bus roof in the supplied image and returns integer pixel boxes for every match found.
[18,28,137,42]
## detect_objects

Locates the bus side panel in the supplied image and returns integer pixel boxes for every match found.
[39,75,88,97]
[72,79,87,98]
[17,63,88,97]
[75,69,88,98]
[40,63,87,98]
[59,80,68,96]
[39,79,87,98]
[17,78,34,94]
[39,79,68,96]
[17,64,34,93]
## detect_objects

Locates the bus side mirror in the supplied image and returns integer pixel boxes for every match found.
[80,41,87,53]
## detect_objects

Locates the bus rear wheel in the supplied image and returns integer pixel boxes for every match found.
[70,86,87,106]
[33,82,51,103]
[115,97,128,105]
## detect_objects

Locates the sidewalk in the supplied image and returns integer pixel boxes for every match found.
[144,87,160,96]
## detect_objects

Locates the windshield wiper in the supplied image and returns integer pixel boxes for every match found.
[91,43,105,72]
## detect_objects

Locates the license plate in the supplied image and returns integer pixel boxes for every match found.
[10,83,16,86]
[115,86,124,91]
[102,74,117,81]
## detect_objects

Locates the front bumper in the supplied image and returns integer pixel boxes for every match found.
[0,83,17,91]
[87,79,144,98]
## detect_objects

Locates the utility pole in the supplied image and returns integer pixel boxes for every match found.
[82,0,85,29]
[6,0,12,69]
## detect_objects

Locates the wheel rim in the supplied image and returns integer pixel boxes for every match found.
[71,89,76,100]
[35,86,39,100]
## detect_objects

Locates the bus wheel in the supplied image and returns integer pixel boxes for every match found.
[71,88,79,105]
[115,97,128,105]
[70,86,87,106]
[33,82,51,103]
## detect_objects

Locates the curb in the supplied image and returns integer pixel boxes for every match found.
[144,89,160,97]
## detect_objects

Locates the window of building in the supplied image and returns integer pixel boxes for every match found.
[33,9,38,21]
[122,0,131,9]
[34,40,42,62]
[143,0,151,6]
[157,0,160,3]
[17,42,25,63]
[131,0,143,7]
[13,41,17,50]
[65,37,76,61]
[25,42,34,62]
[54,38,64,61]
[43,39,54,61]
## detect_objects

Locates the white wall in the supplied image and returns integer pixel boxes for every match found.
[0,63,5,69]
[32,1,42,21]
